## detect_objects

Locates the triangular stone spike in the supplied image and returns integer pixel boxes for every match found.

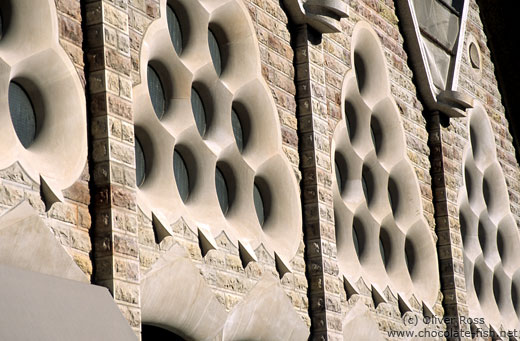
[422,301,435,319]
[408,294,421,311]
[40,175,64,211]
[383,286,397,303]
[152,211,172,243]
[238,241,257,268]
[274,252,292,278]
[489,324,503,341]
[355,277,371,296]
[371,285,387,308]
[343,276,359,299]
[198,225,218,257]
[397,293,412,316]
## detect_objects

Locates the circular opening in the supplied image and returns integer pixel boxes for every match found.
[135,137,146,187]
[354,52,367,94]
[208,29,222,76]
[474,266,483,301]
[497,228,505,262]
[379,235,387,266]
[191,88,207,136]
[387,177,400,216]
[369,123,377,150]
[215,167,229,215]
[482,175,494,210]
[493,274,502,308]
[469,124,479,159]
[362,175,369,202]
[404,238,415,276]
[335,159,343,193]
[469,42,480,70]
[464,168,474,202]
[352,217,367,261]
[8,82,37,148]
[344,101,357,141]
[477,220,488,255]
[173,150,190,202]
[352,224,360,257]
[361,166,373,204]
[166,4,183,55]
[231,108,244,152]
[147,65,166,119]
[253,183,265,226]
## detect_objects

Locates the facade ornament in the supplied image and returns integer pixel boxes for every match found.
[397,0,474,117]
[283,0,349,33]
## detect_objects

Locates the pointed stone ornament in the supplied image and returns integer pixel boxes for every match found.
[422,301,435,319]
[40,175,64,211]
[355,277,371,296]
[282,0,349,33]
[152,211,172,243]
[397,294,413,316]
[371,285,387,308]
[238,240,258,268]
[489,324,502,340]
[198,225,218,256]
[343,276,360,299]
[396,0,473,117]
[274,252,292,278]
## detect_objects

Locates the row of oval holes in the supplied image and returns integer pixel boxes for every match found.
[135,5,266,225]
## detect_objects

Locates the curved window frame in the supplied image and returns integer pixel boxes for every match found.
[253,183,265,226]
[166,4,183,55]
[208,29,222,76]
[173,150,190,202]
[215,167,229,215]
[135,137,146,187]
[191,88,207,137]
[8,82,37,148]
[147,65,166,120]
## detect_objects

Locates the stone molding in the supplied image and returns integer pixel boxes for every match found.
[459,102,520,331]
[0,0,87,205]
[332,20,440,308]
[133,0,302,265]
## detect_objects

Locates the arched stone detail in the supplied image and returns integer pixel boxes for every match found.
[332,21,439,307]
[459,101,520,331]
[0,0,87,200]
[133,0,302,264]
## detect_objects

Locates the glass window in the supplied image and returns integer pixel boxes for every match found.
[174,150,190,202]
[253,183,265,226]
[208,29,222,76]
[191,88,207,136]
[147,65,166,119]
[8,82,36,148]
[166,5,182,55]
[135,137,146,187]
[231,109,244,152]
[215,167,229,215]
